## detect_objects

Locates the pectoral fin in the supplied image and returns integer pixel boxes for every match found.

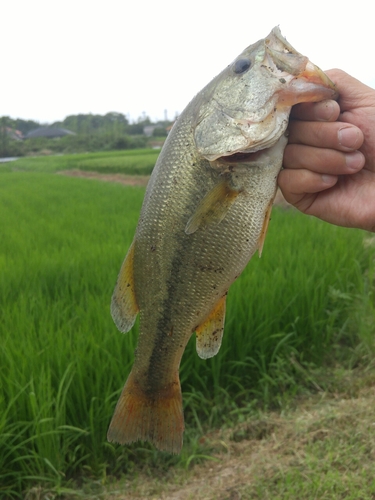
[257,196,275,257]
[111,240,139,333]
[195,295,226,359]
[185,180,240,235]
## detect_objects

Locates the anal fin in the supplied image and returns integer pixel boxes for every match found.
[185,179,240,234]
[111,240,139,333]
[195,295,226,359]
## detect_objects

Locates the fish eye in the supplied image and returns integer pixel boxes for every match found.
[233,58,251,74]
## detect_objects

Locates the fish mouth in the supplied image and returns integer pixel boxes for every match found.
[275,61,338,106]
[264,32,338,104]
[298,62,337,94]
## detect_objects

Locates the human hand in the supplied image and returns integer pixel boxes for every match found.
[279,69,375,231]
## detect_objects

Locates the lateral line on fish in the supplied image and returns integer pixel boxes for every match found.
[144,236,187,389]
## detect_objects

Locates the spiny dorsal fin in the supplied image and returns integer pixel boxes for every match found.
[111,240,139,333]
[195,295,226,359]
[185,180,240,235]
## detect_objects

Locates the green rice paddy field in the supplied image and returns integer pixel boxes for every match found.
[1,151,375,498]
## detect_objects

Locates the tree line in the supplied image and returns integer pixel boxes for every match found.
[0,113,172,157]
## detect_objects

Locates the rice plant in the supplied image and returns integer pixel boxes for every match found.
[1,170,374,497]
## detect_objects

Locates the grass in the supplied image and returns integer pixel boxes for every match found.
[1,157,375,498]
[0,172,144,497]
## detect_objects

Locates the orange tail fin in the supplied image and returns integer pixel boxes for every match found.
[107,369,184,454]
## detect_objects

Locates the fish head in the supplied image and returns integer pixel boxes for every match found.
[193,26,338,162]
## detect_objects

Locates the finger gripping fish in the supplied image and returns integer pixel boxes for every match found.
[107,27,337,453]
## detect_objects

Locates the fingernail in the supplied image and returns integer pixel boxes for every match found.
[338,127,361,150]
[345,151,365,170]
[322,174,337,185]
[316,100,336,121]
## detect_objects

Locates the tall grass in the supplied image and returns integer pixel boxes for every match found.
[1,171,374,497]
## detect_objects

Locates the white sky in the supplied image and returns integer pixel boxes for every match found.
[2,0,374,124]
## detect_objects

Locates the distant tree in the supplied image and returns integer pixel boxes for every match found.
[13,118,41,135]
[125,116,151,135]
[152,127,168,137]
[0,116,40,137]
[0,112,169,156]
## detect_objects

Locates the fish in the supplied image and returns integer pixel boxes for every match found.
[107,27,337,454]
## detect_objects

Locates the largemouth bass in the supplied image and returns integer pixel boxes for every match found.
[108,27,337,453]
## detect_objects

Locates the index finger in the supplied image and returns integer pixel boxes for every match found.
[290,100,340,122]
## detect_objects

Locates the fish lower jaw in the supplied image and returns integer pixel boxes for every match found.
[276,62,338,105]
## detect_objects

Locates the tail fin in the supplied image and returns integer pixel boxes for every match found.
[107,369,184,454]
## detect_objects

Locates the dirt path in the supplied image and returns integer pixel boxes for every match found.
[58,169,150,187]
[57,170,290,207]
[105,383,375,499]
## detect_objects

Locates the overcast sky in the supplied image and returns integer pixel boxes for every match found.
[2,0,373,124]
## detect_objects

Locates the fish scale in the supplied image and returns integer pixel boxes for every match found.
[108,27,338,453]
